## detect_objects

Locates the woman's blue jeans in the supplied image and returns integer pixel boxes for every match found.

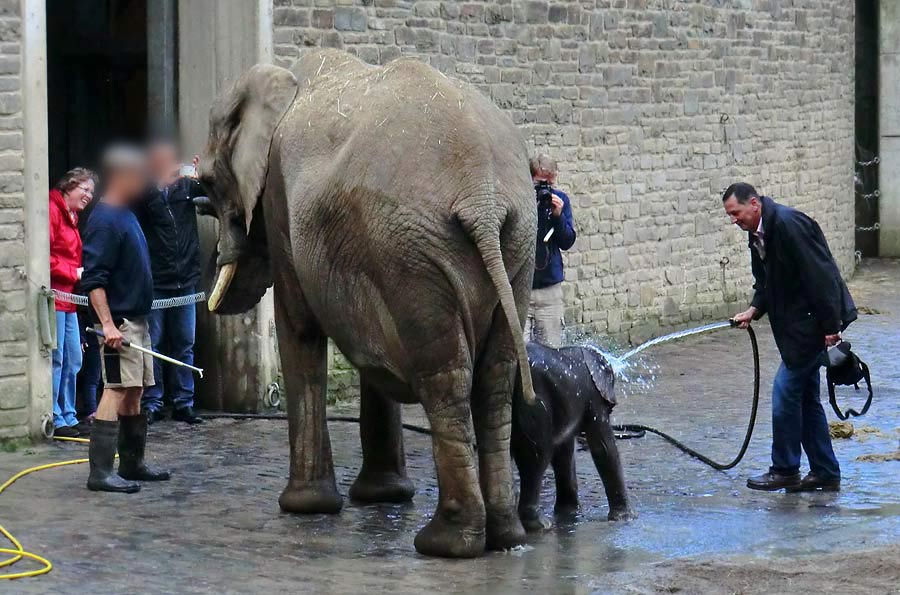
[52,311,82,428]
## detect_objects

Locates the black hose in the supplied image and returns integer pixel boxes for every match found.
[202,413,647,441]
[199,326,761,471]
[198,412,434,436]
[611,325,761,471]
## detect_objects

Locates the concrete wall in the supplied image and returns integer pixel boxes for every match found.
[880,0,900,256]
[272,0,856,350]
[1,0,51,440]
[0,0,29,439]
[178,0,279,412]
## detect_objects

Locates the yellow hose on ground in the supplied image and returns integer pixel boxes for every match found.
[0,436,92,580]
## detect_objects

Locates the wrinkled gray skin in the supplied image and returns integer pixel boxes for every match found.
[197,49,537,558]
[512,343,636,531]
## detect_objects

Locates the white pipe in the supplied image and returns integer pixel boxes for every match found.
[86,328,205,378]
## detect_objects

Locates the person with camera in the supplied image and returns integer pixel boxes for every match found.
[135,139,205,425]
[525,154,576,347]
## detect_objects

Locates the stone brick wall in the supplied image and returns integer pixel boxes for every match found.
[272,0,856,390]
[0,2,28,439]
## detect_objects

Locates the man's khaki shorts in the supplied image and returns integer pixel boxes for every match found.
[97,318,154,389]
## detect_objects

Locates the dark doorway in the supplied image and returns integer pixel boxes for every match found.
[46,0,148,186]
[855,0,879,256]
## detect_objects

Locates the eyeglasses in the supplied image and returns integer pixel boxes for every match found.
[76,185,94,195]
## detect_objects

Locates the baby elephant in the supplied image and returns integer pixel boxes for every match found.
[512,342,635,531]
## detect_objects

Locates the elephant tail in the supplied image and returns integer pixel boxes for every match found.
[457,208,536,405]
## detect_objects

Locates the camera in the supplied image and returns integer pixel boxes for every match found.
[179,164,197,178]
[535,181,553,209]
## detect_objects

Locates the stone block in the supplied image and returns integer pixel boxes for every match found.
[312,9,334,29]
[0,376,26,409]
[523,1,548,24]
[0,56,17,75]
[0,91,19,114]
[335,7,368,31]
[275,7,309,27]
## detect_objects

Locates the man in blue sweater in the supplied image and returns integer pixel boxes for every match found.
[524,154,576,347]
[80,146,171,493]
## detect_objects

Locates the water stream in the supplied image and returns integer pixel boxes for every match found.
[619,320,734,362]
[577,320,735,385]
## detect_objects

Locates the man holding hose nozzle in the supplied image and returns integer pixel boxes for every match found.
[79,145,171,493]
[723,183,856,493]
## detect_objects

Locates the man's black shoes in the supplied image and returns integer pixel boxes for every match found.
[172,407,203,425]
[786,472,841,493]
[145,409,167,425]
[746,471,802,491]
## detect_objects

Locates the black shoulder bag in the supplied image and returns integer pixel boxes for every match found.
[826,342,873,420]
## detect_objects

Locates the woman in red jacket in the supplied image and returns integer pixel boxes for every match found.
[50,167,97,438]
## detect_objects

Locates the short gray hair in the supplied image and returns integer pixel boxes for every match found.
[101,144,147,178]
[529,153,558,177]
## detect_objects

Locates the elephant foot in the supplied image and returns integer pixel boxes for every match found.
[279,479,343,514]
[414,507,485,558]
[349,471,415,504]
[519,507,552,532]
[608,506,637,522]
[554,500,579,517]
[486,511,527,550]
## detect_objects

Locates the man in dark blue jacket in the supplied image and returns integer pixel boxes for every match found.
[81,145,170,492]
[136,141,204,425]
[725,182,856,493]
[524,154,576,347]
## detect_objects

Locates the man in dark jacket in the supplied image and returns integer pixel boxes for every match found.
[524,154,576,347]
[135,140,204,424]
[724,182,856,493]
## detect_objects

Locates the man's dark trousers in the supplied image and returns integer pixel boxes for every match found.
[142,288,196,413]
[771,354,840,480]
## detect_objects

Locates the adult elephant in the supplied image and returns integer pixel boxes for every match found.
[196,49,537,558]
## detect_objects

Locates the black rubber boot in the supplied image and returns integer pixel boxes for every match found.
[118,414,171,482]
[87,420,141,493]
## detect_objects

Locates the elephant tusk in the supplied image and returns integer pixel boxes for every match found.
[208,262,237,312]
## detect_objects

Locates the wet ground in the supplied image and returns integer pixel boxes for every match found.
[1,259,899,594]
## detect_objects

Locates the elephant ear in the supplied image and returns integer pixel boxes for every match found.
[216,64,298,233]
[579,347,616,406]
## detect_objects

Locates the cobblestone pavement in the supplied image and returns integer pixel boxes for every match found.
[1,260,898,595]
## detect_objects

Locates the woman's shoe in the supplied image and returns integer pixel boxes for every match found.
[54,425,80,439]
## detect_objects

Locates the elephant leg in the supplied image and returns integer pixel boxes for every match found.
[551,437,579,517]
[413,367,486,558]
[472,357,527,549]
[349,377,414,503]
[275,287,343,514]
[583,404,635,521]
[515,446,551,532]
